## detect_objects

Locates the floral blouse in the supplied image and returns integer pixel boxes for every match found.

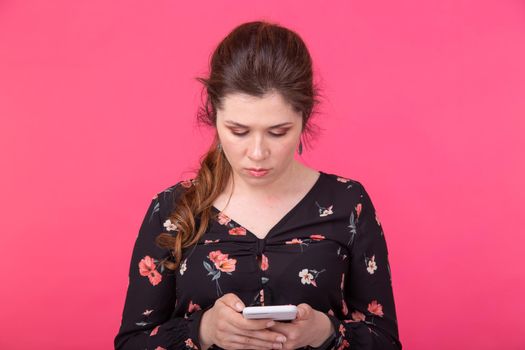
[114,171,402,350]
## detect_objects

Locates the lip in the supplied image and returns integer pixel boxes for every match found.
[246,168,270,177]
[246,168,270,171]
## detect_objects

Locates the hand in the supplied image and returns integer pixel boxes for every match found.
[199,293,288,350]
[268,303,335,349]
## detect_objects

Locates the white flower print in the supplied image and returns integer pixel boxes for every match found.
[163,219,177,232]
[142,309,154,316]
[299,269,314,285]
[315,201,334,217]
[180,258,187,275]
[298,268,326,287]
[365,255,377,274]
[336,176,354,189]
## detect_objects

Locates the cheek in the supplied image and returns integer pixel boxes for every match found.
[220,139,244,160]
[278,138,300,154]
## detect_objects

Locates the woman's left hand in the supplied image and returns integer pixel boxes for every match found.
[268,303,335,349]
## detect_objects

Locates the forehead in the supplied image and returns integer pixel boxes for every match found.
[217,91,301,125]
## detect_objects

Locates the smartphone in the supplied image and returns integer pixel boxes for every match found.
[242,305,297,321]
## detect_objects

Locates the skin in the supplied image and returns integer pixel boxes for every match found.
[198,91,335,349]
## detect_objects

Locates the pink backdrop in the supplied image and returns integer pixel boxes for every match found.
[1,1,524,349]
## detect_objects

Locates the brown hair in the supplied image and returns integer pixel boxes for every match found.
[156,20,323,270]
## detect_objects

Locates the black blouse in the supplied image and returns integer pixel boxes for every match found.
[114,171,402,350]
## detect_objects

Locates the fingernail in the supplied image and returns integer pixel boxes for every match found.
[273,343,283,349]
[276,336,286,342]
[266,320,275,327]
[235,302,243,311]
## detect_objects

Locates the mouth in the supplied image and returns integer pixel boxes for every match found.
[245,168,270,177]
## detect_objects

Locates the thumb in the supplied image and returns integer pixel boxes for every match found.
[223,293,245,312]
[295,304,308,320]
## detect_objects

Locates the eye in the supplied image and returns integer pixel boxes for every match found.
[230,130,288,137]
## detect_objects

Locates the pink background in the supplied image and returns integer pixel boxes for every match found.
[1,1,524,349]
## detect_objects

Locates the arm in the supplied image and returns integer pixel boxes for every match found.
[114,186,207,350]
[324,182,402,350]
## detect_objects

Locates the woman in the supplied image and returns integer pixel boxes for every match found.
[114,21,402,350]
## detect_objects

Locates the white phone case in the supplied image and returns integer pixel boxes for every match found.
[242,305,297,321]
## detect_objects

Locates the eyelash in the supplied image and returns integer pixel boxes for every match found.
[232,131,287,137]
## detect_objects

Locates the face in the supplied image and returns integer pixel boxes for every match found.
[215,91,303,186]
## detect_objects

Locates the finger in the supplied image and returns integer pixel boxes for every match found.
[219,292,245,312]
[267,321,293,332]
[226,334,283,350]
[295,304,311,320]
[232,315,277,331]
[241,328,287,344]
[230,343,282,350]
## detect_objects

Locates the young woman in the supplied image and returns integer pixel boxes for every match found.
[114,21,402,350]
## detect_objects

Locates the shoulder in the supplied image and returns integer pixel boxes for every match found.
[319,171,377,211]
[151,177,198,216]
[320,170,364,194]
[154,177,196,199]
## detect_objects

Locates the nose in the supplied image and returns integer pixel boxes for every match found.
[247,135,269,161]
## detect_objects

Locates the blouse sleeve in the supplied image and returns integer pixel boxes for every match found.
[324,182,402,350]
[114,188,208,350]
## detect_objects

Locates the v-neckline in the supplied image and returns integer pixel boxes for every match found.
[211,171,325,240]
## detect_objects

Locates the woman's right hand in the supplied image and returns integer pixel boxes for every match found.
[199,293,287,350]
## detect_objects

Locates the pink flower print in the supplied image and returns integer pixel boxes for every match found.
[185,338,198,349]
[208,250,237,273]
[154,347,166,350]
[204,239,220,244]
[337,339,350,350]
[138,256,162,286]
[285,238,303,245]
[366,255,377,274]
[337,177,350,183]
[229,227,247,236]
[217,212,231,225]
[260,254,269,271]
[181,179,193,188]
[188,300,201,313]
[150,325,160,336]
[342,298,348,316]
[204,250,237,296]
[340,273,348,315]
[355,203,362,219]
[351,310,366,322]
[310,234,326,241]
[367,300,384,317]
[260,289,265,305]
[339,324,346,337]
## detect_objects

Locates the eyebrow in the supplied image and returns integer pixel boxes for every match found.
[224,120,294,128]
